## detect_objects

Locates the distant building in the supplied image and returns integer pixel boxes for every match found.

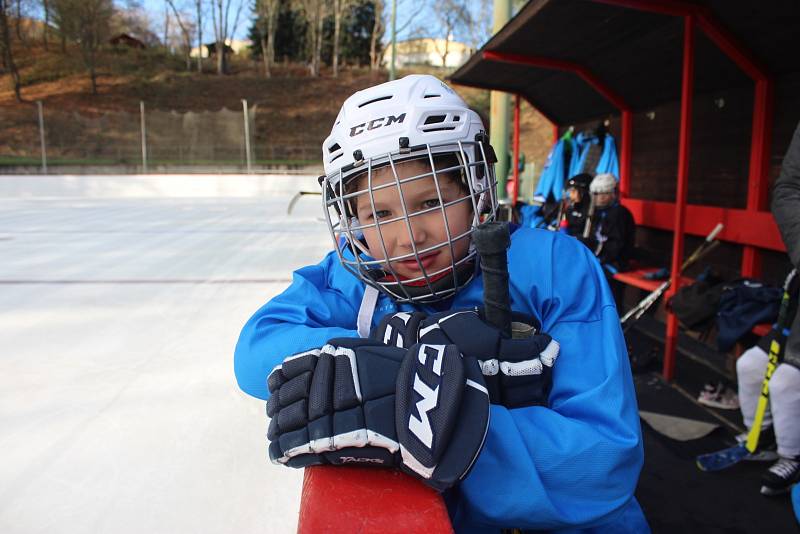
[109,33,147,50]
[382,37,474,69]
[190,39,252,59]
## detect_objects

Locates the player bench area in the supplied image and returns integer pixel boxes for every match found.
[614,267,771,333]
[612,210,783,366]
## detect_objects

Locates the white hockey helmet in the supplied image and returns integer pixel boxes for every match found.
[590,173,618,194]
[320,74,498,303]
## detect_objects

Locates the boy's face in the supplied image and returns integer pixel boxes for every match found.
[353,158,473,282]
[568,187,582,204]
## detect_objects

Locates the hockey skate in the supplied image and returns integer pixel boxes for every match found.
[761,457,800,496]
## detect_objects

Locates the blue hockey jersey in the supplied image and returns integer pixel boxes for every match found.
[569,133,620,179]
[534,138,572,203]
[234,227,649,533]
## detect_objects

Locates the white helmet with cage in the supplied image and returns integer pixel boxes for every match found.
[320,74,498,303]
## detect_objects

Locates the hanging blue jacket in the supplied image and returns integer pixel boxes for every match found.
[535,138,571,203]
[234,227,649,533]
[569,133,620,178]
[597,135,620,177]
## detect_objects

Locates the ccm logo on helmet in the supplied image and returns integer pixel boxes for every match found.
[349,113,406,137]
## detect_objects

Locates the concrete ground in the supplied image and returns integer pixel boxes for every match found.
[0,192,330,533]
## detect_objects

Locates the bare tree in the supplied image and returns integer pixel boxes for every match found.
[463,0,490,50]
[52,0,114,95]
[295,0,327,77]
[165,0,194,70]
[194,0,202,71]
[433,0,469,67]
[331,0,356,77]
[42,0,49,49]
[14,0,21,42]
[162,1,170,49]
[0,0,22,101]
[210,0,244,75]
[255,0,278,78]
[368,0,382,71]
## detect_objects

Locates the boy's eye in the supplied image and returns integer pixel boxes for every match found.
[360,209,390,221]
[422,198,442,210]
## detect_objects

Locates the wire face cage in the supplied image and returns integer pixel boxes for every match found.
[322,140,498,303]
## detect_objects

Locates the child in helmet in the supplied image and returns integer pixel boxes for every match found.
[586,173,636,273]
[234,75,648,532]
[559,172,593,237]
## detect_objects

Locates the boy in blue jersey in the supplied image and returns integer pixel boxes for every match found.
[234,75,649,532]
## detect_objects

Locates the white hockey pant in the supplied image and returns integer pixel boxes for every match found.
[737,345,800,458]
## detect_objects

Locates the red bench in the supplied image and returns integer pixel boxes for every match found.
[612,267,692,292]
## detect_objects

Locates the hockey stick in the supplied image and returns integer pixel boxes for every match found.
[287,191,321,215]
[620,223,724,328]
[472,221,523,534]
[696,269,797,472]
[472,221,512,337]
[582,195,595,240]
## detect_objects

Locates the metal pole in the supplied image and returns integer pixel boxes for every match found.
[489,0,512,199]
[36,101,47,174]
[663,15,694,382]
[511,94,520,207]
[389,0,397,81]
[140,101,148,174]
[242,99,252,174]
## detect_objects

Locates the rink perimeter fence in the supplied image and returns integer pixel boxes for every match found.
[0,100,322,174]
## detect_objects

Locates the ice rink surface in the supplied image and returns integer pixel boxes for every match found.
[0,191,331,533]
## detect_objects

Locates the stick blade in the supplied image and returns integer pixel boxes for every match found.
[695,444,749,472]
[297,466,453,534]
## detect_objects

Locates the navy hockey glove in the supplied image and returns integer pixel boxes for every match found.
[375,308,559,408]
[266,337,490,491]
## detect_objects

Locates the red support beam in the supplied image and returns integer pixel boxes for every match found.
[664,15,694,381]
[482,51,631,113]
[695,14,767,82]
[512,94,521,206]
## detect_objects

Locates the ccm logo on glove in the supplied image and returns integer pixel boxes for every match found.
[408,344,445,448]
[374,308,559,408]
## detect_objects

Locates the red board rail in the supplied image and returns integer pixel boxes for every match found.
[621,198,785,252]
[297,466,454,534]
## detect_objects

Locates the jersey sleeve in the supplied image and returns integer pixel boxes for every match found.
[234,251,361,401]
[454,232,644,530]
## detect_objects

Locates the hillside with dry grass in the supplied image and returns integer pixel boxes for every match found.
[0,44,552,172]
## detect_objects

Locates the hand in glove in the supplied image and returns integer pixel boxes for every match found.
[266,337,490,491]
[374,308,559,408]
